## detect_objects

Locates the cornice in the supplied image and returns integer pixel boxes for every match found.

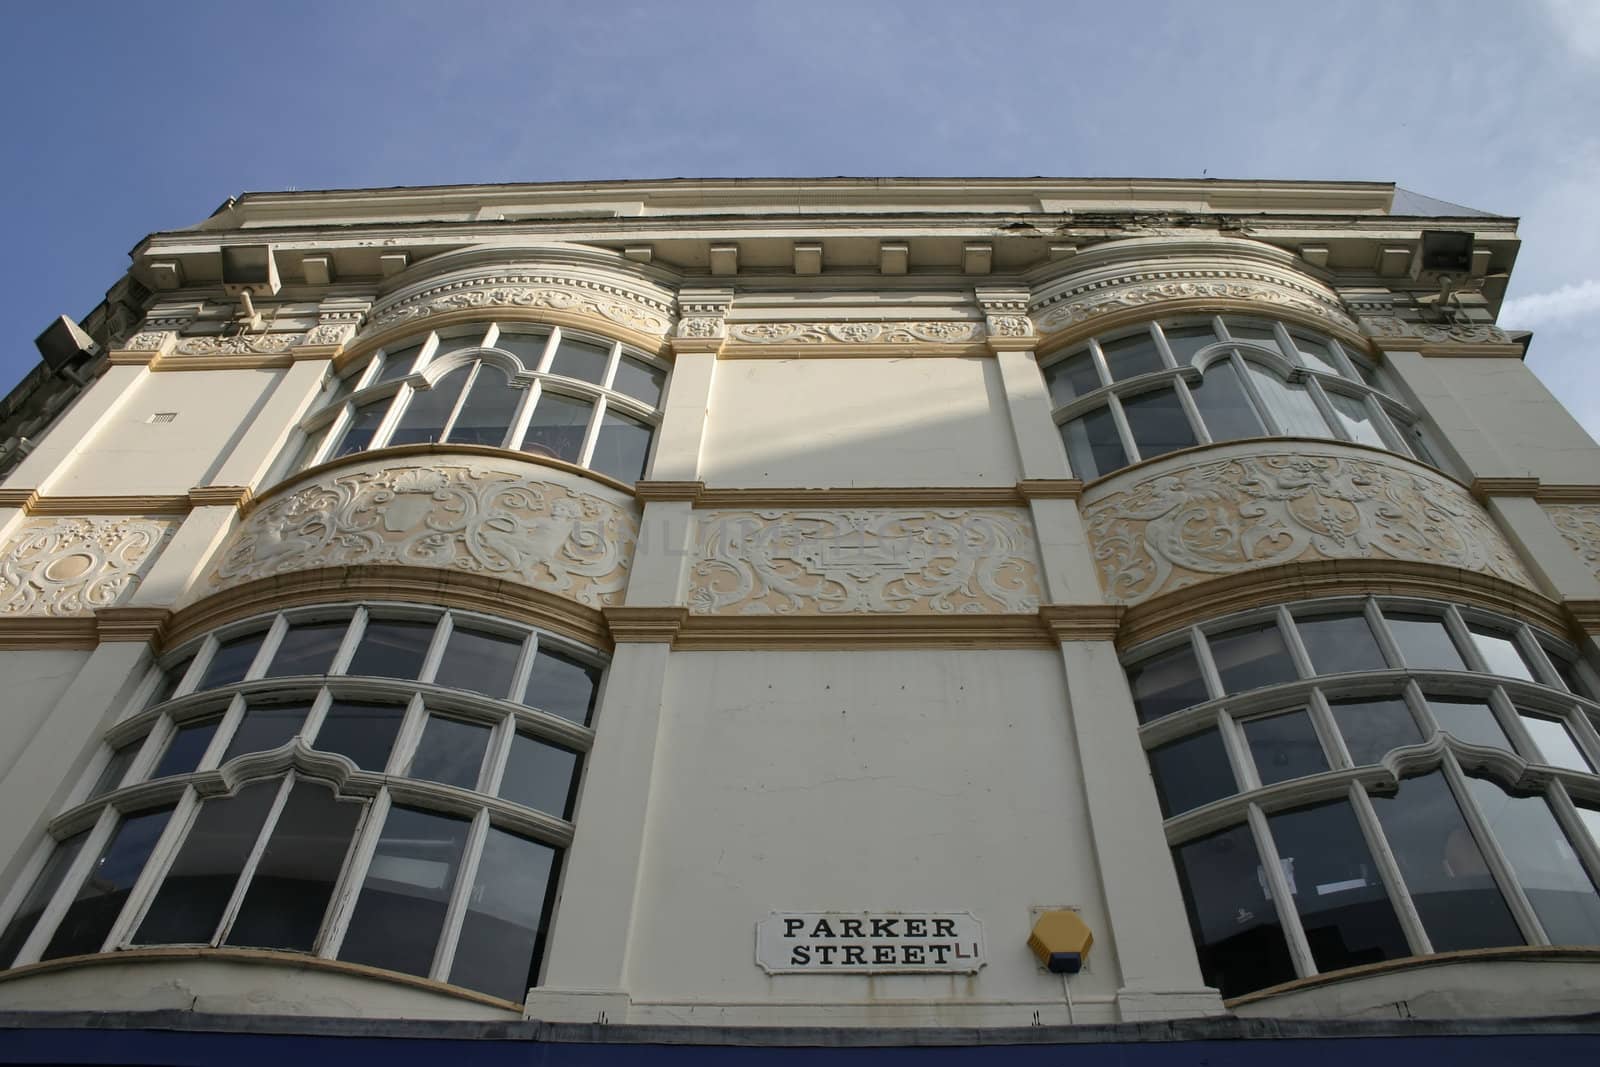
[630,482,1083,507]
[668,612,1056,651]
[0,487,253,517]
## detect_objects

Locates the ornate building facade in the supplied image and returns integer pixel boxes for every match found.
[0,178,1597,1062]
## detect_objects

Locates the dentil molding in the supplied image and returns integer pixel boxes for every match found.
[0,516,178,617]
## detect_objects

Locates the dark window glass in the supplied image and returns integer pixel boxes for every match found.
[227,783,363,952]
[1296,613,1387,676]
[389,365,471,447]
[88,740,141,799]
[1207,621,1297,695]
[313,700,407,771]
[332,400,388,458]
[1045,351,1102,406]
[613,356,665,405]
[152,718,221,779]
[199,632,265,690]
[1159,324,1218,365]
[1292,335,1343,376]
[449,829,557,1000]
[1428,697,1510,751]
[1243,710,1327,786]
[590,410,653,483]
[409,716,491,791]
[1121,386,1197,460]
[1227,322,1283,351]
[1268,800,1410,973]
[43,808,172,960]
[493,330,550,368]
[1188,359,1265,442]
[447,365,520,447]
[1519,714,1592,772]
[1466,778,1600,946]
[1172,825,1294,998]
[339,806,471,977]
[1385,613,1465,670]
[0,833,86,967]
[134,781,278,945]
[1149,728,1235,817]
[1331,697,1423,765]
[1468,626,1535,682]
[347,618,436,680]
[374,343,424,384]
[547,337,611,384]
[1371,772,1523,952]
[522,392,593,464]
[434,626,523,699]
[500,734,580,817]
[221,703,310,763]
[1126,642,1210,724]
[522,649,601,725]
[1061,406,1127,481]
[1099,331,1164,381]
[265,620,348,678]
[1543,648,1588,697]
[147,654,194,707]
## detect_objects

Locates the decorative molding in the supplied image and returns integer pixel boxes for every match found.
[0,489,39,510]
[25,495,192,516]
[689,508,1043,616]
[673,288,733,352]
[1034,272,1356,336]
[632,480,706,503]
[207,459,639,611]
[0,516,178,617]
[95,607,172,644]
[670,612,1054,650]
[1039,604,1124,642]
[1545,504,1600,584]
[1538,485,1600,504]
[725,321,985,347]
[603,606,688,643]
[1083,447,1533,608]
[1471,477,1541,501]
[693,486,1026,509]
[1017,479,1085,501]
[367,273,673,338]
[188,485,254,509]
[975,287,1035,350]
[1358,315,1513,348]
[0,617,100,649]
[1566,599,1600,636]
[173,332,305,356]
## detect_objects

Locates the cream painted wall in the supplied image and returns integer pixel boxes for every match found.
[699,358,1020,487]
[48,369,281,496]
[0,650,88,780]
[622,649,1114,1015]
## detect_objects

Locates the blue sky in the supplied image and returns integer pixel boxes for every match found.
[3,0,1597,435]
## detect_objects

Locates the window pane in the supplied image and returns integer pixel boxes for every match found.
[1121,387,1197,460]
[313,700,406,772]
[1268,800,1410,973]
[347,618,437,679]
[1296,613,1387,675]
[1468,626,1536,682]
[151,718,221,779]
[1061,407,1127,480]
[1159,324,1218,365]
[1044,350,1102,406]
[522,648,601,725]
[0,833,86,967]
[1227,322,1283,352]
[134,781,277,945]
[1207,620,1298,695]
[227,782,363,952]
[409,716,491,791]
[1331,697,1423,766]
[1172,825,1294,998]
[1246,364,1331,438]
[590,410,653,483]
[265,619,347,678]
[331,400,389,458]
[221,703,310,763]
[389,366,471,447]
[1580,807,1600,854]
[1098,331,1164,381]
[522,392,593,464]
[1542,648,1588,696]
[1428,697,1510,751]
[43,808,172,959]
[1126,642,1210,724]
[1520,714,1593,772]
[493,330,550,368]
[446,365,519,448]
[88,740,141,799]
[434,626,523,699]
[339,806,471,977]
[613,356,665,406]
[1188,359,1265,442]
[1243,710,1328,786]
[147,654,194,708]
[449,828,557,1000]
[1292,335,1343,376]
[1371,771,1522,952]
[548,337,611,384]
[199,632,265,690]
[500,734,579,817]
[1466,778,1600,946]
[1327,391,1387,448]
[1384,612,1465,670]
[1149,728,1235,817]
[374,342,424,384]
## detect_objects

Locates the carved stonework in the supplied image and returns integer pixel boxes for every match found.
[1546,504,1600,582]
[209,461,638,609]
[0,517,176,616]
[368,274,672,337]
[675,289,732,341]
[975,288,1035,341]
[174,332,305,356]
[306,322,358,346]
[1034,272,1356,334]
[689,509,1042,615]
[1082,449,1532,605]
[1358,316,1511,345]
[127,331,172,351]
[726,321,984,345]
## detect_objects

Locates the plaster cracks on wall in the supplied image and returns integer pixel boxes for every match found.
[689,509,1043,615]
[1545,504,1600,582]
[0,516,177,616]
[210,461,638,608]
[1083,450,1533,605]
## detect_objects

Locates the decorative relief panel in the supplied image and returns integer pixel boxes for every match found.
[726,321,984,345]
[368,273,672,337]
[173,332,305,356]
[689,509,1042,615]
[1358,316,1511,345]
[1034,273,1356,334]
[1546,504,1600,582]
[1082,447,1533,606]
[209,460,638,609]
[0,516,176,616]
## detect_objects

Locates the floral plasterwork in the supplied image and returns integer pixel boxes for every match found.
[1034,273,1356,334]
[727,321,983,345]
[369,274,672,336]
[1546,504,1600,582]
[0,517,176,616]
[1082,452,1532,605]
[1358,316,1511,345]
[174,332,304,356]
[210,464,638,608]
[689,509,1042,615]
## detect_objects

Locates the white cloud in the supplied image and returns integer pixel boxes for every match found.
[1499,278,1600,327]
[1542,0,1600,62]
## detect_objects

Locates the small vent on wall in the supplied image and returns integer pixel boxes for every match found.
[147,412,178,424]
